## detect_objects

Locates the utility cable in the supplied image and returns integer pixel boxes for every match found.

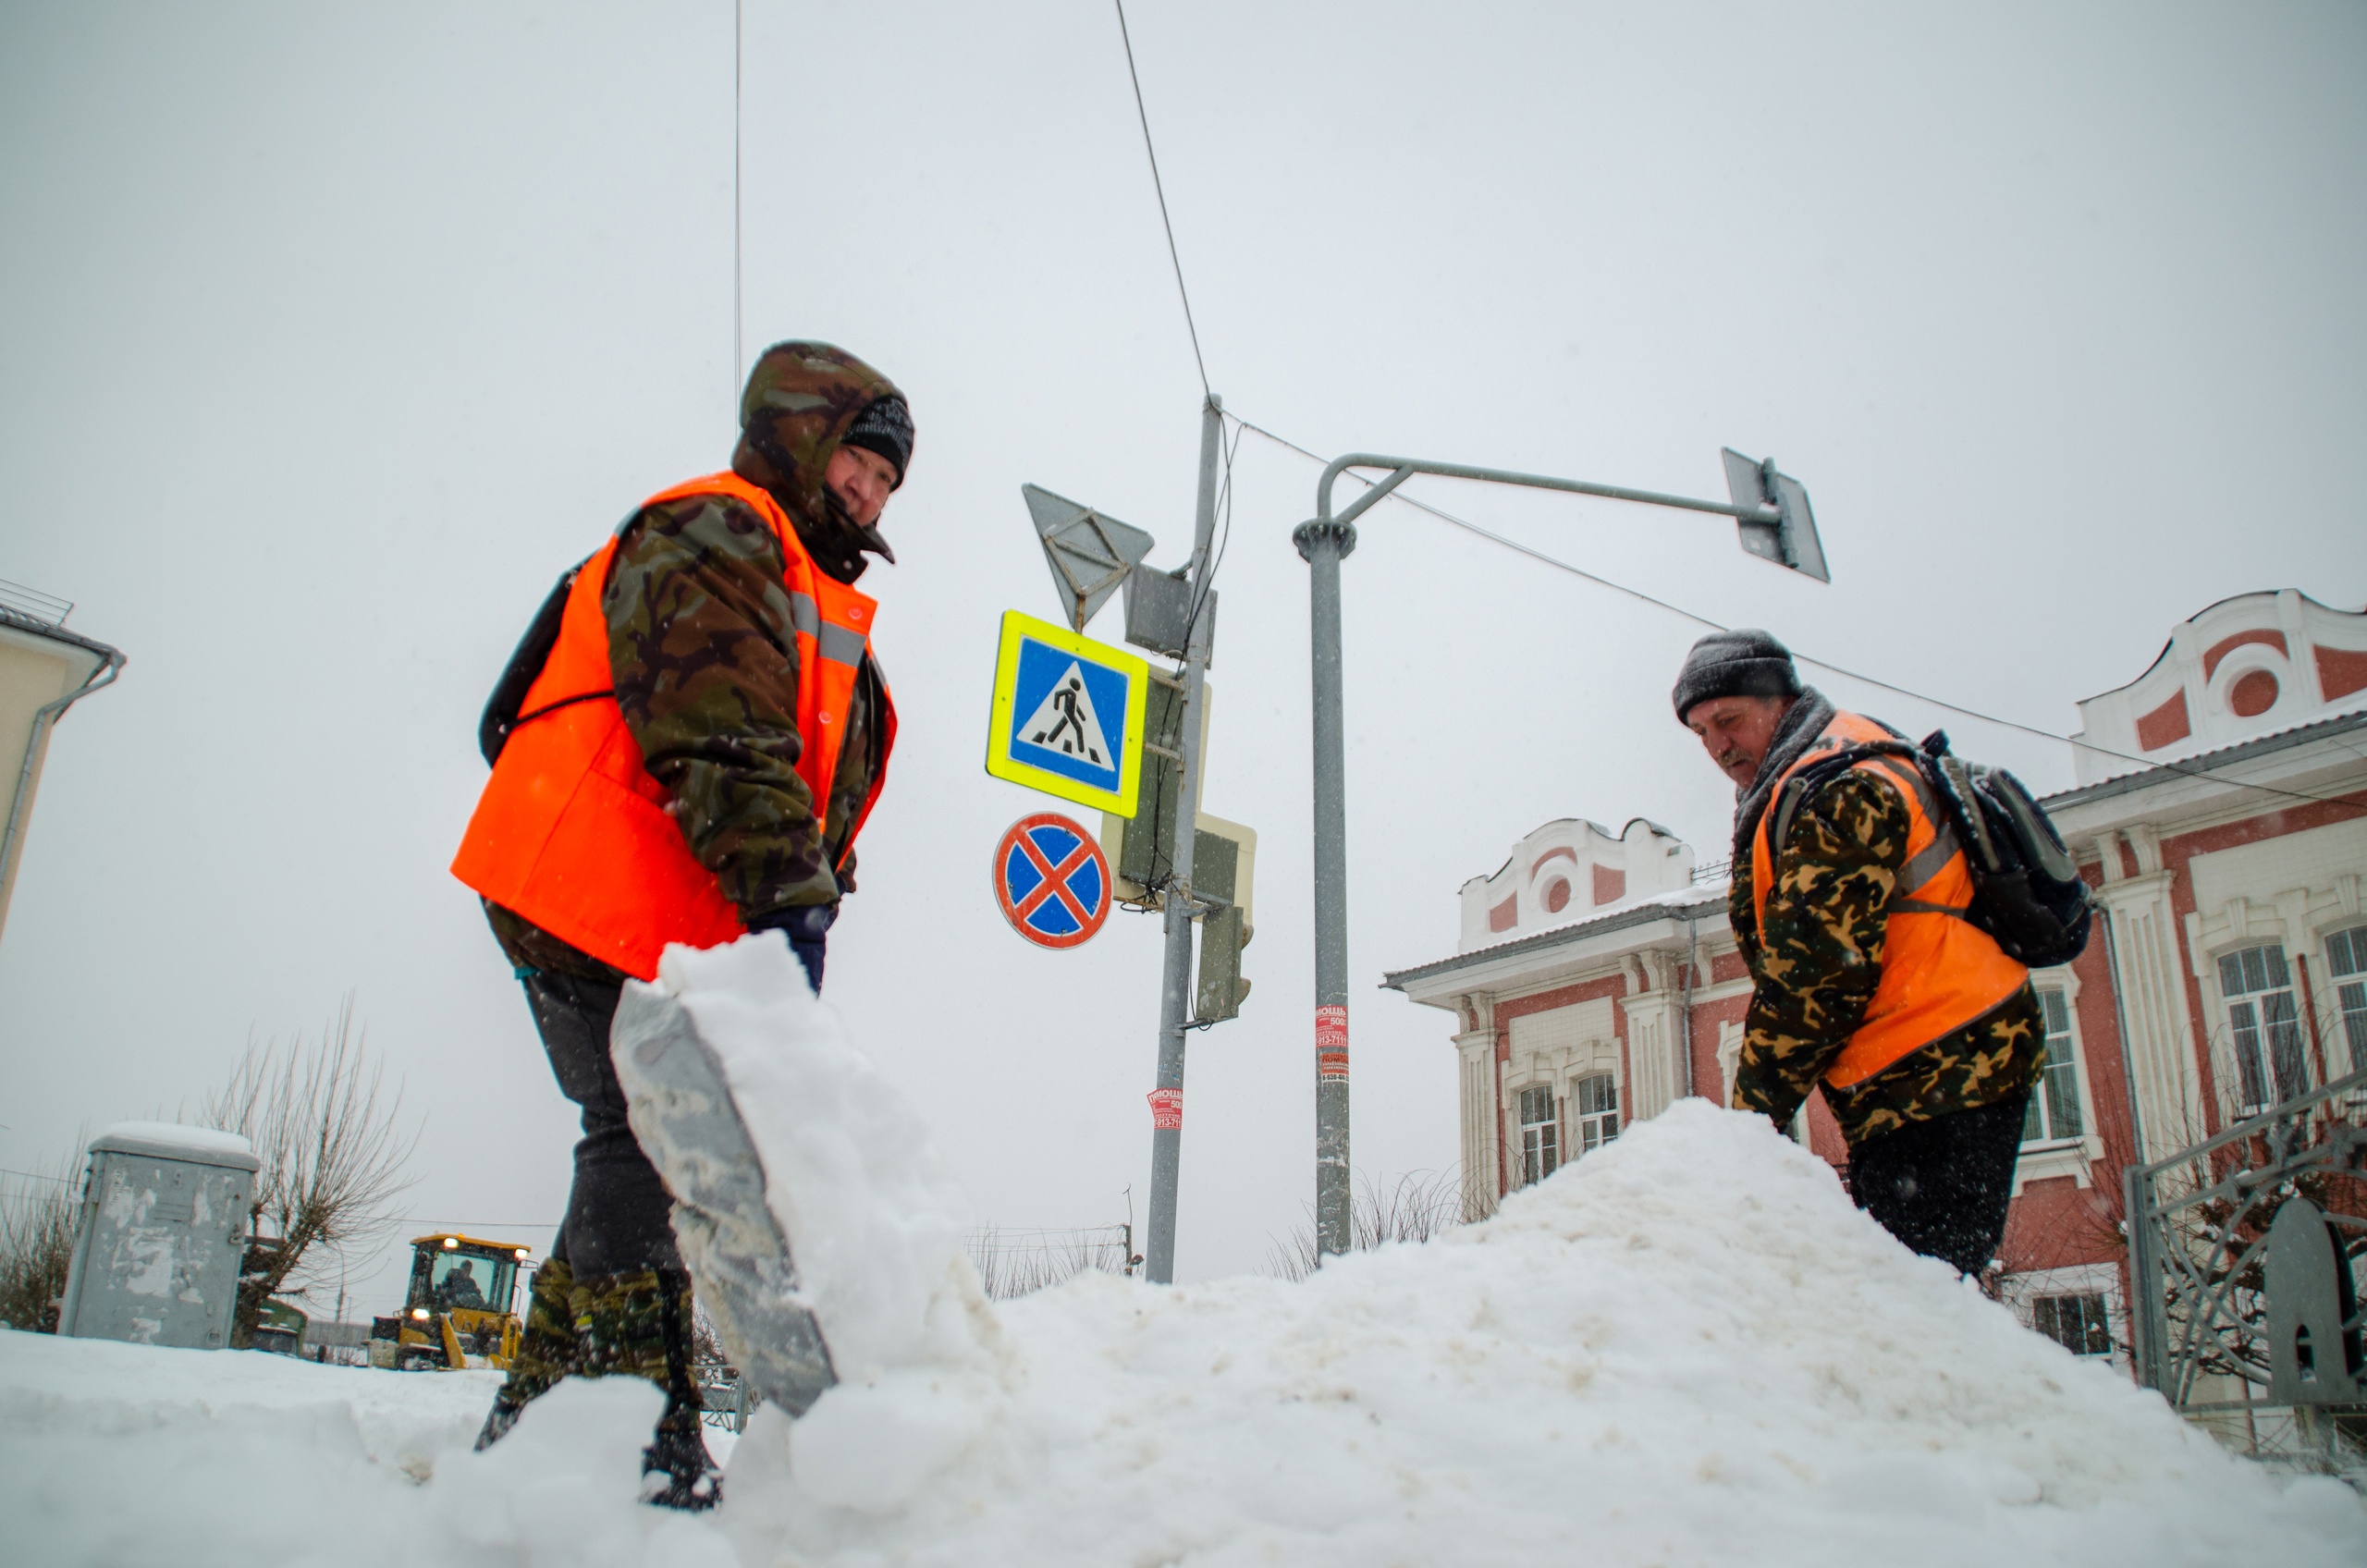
[1234,415,2366,816]
[1113,0,1210,398]
[0,1167,71,1186]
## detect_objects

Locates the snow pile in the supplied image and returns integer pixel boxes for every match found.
[715,1098,2362,1567]
[3,939,2361,1565]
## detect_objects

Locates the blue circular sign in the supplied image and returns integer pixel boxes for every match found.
[993,813,1112,949]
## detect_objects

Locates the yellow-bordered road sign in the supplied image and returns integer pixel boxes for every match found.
[986,609,1152,817]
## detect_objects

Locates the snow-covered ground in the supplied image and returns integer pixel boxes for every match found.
[6,937,2361,1567]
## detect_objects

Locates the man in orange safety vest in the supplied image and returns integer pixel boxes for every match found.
[451,342,913,1507]
[1676,630,2045,1278]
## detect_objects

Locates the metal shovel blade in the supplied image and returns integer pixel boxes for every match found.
[609,983,838,1418]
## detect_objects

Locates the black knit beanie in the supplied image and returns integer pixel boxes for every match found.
[1671,629,1802,723]
[839,397,914,489]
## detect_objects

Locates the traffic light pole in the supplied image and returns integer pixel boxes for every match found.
[1290,451,1812,1263]
[1143,393,1224,1285]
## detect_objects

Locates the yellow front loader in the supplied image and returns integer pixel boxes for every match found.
[368,1232,532,1371]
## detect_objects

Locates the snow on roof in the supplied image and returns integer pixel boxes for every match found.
[1389,880,1730,990]
[90,1121,260,1170]
[2045,705,2367,806]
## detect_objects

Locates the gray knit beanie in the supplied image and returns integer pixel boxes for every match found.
[1672,629,1802,723]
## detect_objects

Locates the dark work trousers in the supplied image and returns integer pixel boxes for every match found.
[1846,1090,2031,1277]
[520,973,682,1280]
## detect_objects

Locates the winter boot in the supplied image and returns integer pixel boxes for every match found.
[643,1266,723,1512]
[609,981,838,1418]
[474,1256,582,1451]
[575,1265,723,1512]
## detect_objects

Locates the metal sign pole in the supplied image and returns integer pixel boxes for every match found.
[1143,393,1223,1284]
[1290,448,1822,1265]
[1294,512,1355,1260]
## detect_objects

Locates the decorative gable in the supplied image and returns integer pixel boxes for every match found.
[1455,816,1694,952]
[2070,591,2367,784]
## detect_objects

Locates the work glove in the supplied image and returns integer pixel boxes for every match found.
[747,903,836,994]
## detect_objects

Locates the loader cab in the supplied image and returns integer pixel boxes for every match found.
[369,1232,531,1371]
[409,1236,520,1317]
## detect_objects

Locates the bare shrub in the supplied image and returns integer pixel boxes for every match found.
[201,998,422,1347]
[1265,1168,1465,1282]
[0,1151,84,1332]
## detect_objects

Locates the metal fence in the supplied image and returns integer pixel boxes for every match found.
[964,1223,1135,1301]
[2126,1064,2367,1476]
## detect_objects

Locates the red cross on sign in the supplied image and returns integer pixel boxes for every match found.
[992,813,1113,949]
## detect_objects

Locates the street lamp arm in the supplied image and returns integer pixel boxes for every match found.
[1315,452,1780,526]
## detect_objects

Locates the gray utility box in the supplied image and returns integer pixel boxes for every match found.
[57,1121,259,1350]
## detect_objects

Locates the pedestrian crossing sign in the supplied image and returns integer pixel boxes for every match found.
[986,609,1153,817]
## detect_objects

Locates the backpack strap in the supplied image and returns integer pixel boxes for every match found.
[1768,741,1971,917]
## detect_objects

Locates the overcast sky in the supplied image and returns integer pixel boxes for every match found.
[3,2,2361,1308]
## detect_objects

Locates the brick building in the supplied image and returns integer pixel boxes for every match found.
[1383,589,2367,1368]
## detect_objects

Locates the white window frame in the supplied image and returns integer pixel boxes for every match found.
[2023,986,2089,1147]
[1570,1071,1620,1157]
[2320,923,2367,1082]
[1998,1262,2128,1371]
[1515,1082,1559,1188]
[2013,967,2105,1193]
[2215,940,2311,1114]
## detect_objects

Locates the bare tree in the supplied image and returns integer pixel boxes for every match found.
[0,1148,85,1333]
[201,998,422,1347]
[1266,1168,1465,1282]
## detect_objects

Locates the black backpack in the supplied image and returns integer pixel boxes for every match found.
[1770,729,2092,969]
[477,557,598,766]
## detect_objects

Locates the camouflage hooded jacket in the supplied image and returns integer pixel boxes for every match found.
[1724,696,2044,1147]
[488,344,906,982]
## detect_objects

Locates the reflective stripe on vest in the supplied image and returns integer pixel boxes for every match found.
[1748,710,2027,1089]
[449,472,897,982]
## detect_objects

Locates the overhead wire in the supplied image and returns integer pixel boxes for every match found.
[1113,0,1211,400]
[1096,18,2358,821]
[1232,415,2367,817]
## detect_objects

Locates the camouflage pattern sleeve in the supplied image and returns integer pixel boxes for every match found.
[1730,770,1910,1130]
[604,495,840,916]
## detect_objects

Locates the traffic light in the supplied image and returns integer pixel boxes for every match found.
[1196,902,1252,1023]
[1099,803,1257,1023]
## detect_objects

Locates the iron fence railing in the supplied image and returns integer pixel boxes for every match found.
[2126,1064,2367,1476]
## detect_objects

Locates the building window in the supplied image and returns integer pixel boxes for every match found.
[2022,989,2086,1145]
[2030,1292,2113,1356]
[2219,944,2309,1111]
[2326,925,2367,1077]
[1572,1072,1619,1155]
[1516,1084,1558,1186]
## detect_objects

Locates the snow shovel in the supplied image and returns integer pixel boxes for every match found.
[609,983,838,1418]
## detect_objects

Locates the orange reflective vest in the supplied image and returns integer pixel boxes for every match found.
[451,472,895,982]
[1748,710,2027,1089]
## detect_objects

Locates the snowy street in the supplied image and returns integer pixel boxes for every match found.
[6,958,2361,1568]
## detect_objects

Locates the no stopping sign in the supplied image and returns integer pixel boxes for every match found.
[992,813,1112,949]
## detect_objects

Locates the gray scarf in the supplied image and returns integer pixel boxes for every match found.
[1731,687,1834,861]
